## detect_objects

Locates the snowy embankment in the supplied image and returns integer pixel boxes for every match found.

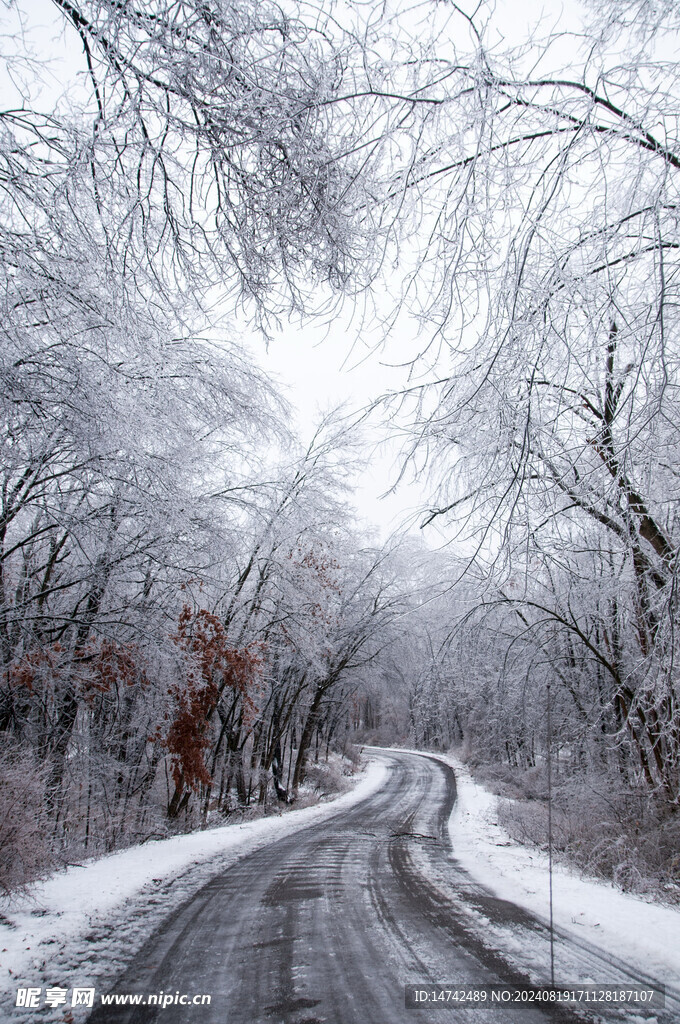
[1,759,387,1019]
[434,751,680,995]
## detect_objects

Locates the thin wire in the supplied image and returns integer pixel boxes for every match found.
[547,679,555,987]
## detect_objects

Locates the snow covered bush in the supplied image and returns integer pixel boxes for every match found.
[496,771,680,903]
[0,741,54,895]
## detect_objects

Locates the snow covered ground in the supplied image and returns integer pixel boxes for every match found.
[4,749,680,1022]
[434,751,680,1002]
[1,759,387,1022]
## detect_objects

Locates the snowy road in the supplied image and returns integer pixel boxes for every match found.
[87,750,672,1024]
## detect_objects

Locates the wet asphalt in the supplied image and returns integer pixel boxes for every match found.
[87,749,674,1024]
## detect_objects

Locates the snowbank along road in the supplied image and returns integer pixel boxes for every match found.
[87,749,675,1023]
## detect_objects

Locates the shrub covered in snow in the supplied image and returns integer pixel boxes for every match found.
[0,740,54,896]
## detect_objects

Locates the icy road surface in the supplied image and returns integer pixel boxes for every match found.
[88,750,674,1024]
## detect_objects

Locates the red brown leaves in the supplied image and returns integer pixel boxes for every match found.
[161,605,263,792]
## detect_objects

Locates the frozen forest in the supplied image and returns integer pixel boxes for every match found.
[2,0,680,904]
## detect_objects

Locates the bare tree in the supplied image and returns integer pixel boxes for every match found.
[371,2,680,806]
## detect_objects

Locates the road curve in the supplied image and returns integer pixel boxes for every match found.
[87,749,670,1024]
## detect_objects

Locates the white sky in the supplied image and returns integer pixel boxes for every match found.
[252,312,435,540]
